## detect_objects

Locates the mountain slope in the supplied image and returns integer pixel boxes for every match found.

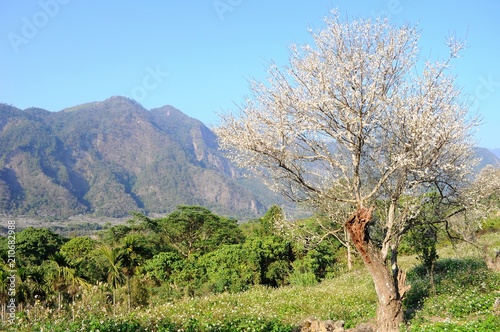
[490,148,500,159]
[0,97,272,219]
[475,147,500,172]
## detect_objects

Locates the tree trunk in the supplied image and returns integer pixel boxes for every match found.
[429,260,436,295]
[113,288,116,317]
[345,207,404,332]
[127,276,131,312]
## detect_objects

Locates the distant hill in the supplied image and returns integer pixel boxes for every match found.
[490,148,500,159]
[475,147,500,173]
[0,97,282,220]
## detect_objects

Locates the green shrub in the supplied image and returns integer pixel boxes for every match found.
[288,271,318,286]
[288,256,318,286]
[198,244,255,293]
[482,216,500,233]
[17,317,295,332]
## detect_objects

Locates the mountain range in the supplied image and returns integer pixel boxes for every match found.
[475,147,500,171]
[0,96,499,220]
[0,96,282,220]
[490,148,500,159]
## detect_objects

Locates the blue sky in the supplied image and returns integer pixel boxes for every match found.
[1,1,499,148]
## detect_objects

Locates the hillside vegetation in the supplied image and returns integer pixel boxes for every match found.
[1,207,499,331]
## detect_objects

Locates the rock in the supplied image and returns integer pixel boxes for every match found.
[299,319,377,332]
[346,323,376,332]
[299,319,345,332]
[494,297,500,313]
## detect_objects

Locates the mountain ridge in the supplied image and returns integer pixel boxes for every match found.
[490,148,500,159]
[0,97,276,220]
[475,147,500,171]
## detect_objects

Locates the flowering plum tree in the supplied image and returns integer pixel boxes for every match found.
[215,11,480,331]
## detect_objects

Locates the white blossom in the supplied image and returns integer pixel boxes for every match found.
[215,12,478,235]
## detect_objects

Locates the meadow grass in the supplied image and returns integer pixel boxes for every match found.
[402,231,500,331]
[136,268,377,329]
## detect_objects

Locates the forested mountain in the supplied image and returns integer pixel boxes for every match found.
[0,96,278,219]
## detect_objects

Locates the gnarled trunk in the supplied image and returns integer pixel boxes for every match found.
[345,207,406,332]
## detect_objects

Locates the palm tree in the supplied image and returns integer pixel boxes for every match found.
[25,267,47,304]
[44,260,64,310]
[120,235,145,312]
[15,267,30,310]
[98,245,125,316]
[45,255,90,310]
[65,268,90,304]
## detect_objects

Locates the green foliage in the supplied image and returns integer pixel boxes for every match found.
[200,317,296,332]
[238,218,262,238]
[407,315,500,332]
[0,206,343,328]
[59,236,95,266]
[19,316,296,332]
[407,224,439,276]
[120,233,152,269]
[102,224,133,244]
[168,255,206,297]
[198,244,256,293]
[138,205,341,296]
[287,270,317,287]
[265,260,291,287]
[482,215,500,233]
[21,264,49,302]
[59,237,107,284]
[260,205,284,236]
[143,251,184,284]
[15,227,65,265]
[245,236,294,287]
[131,277,149,308]
[288,256,319,286]
[2,203,499,332]
[159,205,244,257]
[5,226,500,332]
[97,247,122,289]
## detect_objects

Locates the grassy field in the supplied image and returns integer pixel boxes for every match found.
[8,232,500,331]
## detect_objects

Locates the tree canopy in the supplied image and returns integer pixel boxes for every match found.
[16,227,65,265]
[158,205,244,257]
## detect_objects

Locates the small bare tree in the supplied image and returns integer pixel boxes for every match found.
[215,12,479,331]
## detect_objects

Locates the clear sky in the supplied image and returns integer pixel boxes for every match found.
[1,1,499,148]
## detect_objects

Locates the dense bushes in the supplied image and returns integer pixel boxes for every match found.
[138,207,339,298]
[2,205,499,331]
[27,316,296,332]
